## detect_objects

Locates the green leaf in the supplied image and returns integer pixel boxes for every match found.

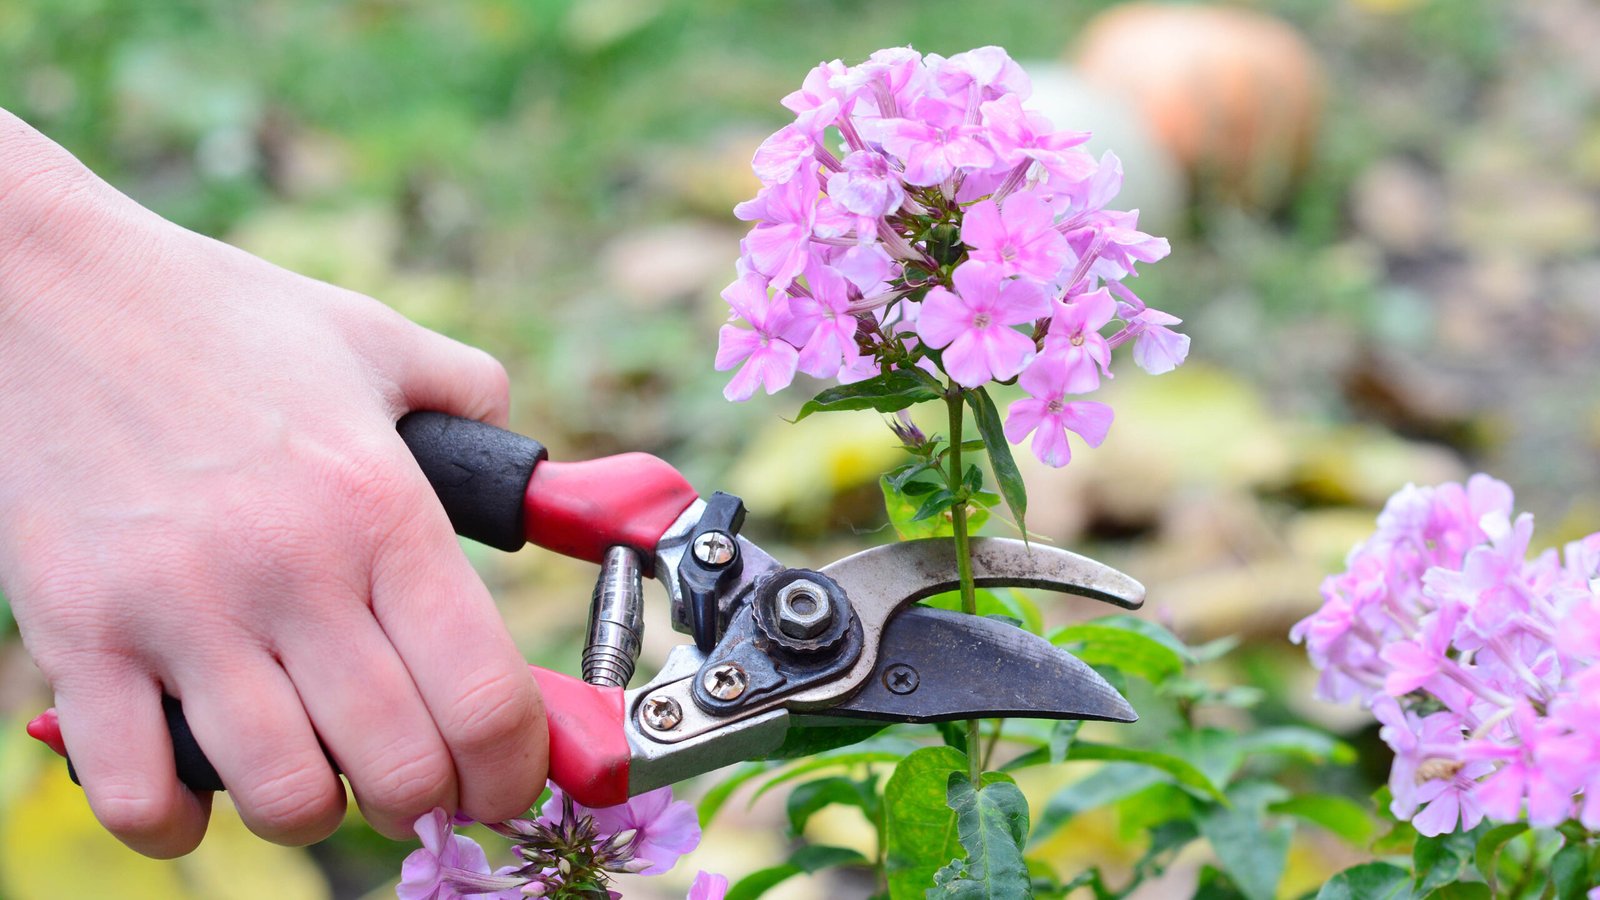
[1197,798,1290,900]
[1315,862,1416,900]
[1030,763,1167,843]
[0,588,11,635]
[1413,826,1480,894]
[1473,822,1528,893]
[1422,886,1491,900]
[786,776,878,837]
[934,772,1032,899]
[1165,729,1246,791]
[885,747,969,900]
[1065,741,1228,802]
[964,387,1026,538]
[1237,727,1357,766]
[752,735,922,800]
[1550,839,1589,900]
[794,370,943,422]
[1266,795,1374,846]
[1048,720,1080,765]
[726,845,868,900]
[912,489,959,521]
[1049,623,1186,685]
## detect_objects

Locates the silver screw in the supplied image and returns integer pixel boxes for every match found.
[775,580,832,639]
[702,663,748,701]
[692,531,737,567]
[641,696,683,731]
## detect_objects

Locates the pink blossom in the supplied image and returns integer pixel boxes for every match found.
[1035,287,1116,391]
[980,93,1094,186]
[960,194,1069,282]
[933,46,1032,103]
[916,263,1048,387]
[827,151,906,219]
[1111,284,1190,375]
[399,809,518,900]
[752,124,819,186]
[716,273,799,401]
[870,95,995,186]
[788,261,862,379]
[688,871,730,900]
[735,167,820,290]
[1003,361,1114,468]
[542,785,702,876]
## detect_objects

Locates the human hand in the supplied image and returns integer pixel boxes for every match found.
[0,110,548,857]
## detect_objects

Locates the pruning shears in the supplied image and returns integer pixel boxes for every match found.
[28,412,1145,808]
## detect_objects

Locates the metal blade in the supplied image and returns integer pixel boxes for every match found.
[820,537,1145,613]
[818,606,1136,724]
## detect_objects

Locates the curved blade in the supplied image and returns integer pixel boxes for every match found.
[820,537,1145,612]
[820,606,1136,723]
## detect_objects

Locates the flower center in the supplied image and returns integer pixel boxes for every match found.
[1046,398,1064,414]
[1071,334,1085,346]
[972,312,992,329]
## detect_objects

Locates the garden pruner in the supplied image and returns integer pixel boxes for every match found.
[29,412,1145,808]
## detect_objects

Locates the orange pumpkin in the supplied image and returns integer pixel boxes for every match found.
[1073,3,1325,206]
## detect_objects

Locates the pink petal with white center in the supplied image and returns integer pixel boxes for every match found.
[914,285,971,349]
[1132,323,1189,375]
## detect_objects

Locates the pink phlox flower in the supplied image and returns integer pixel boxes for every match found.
[1380,601,1461,697]
[933,45,1031,103]
[782,59,854,117]
[1551,669,1600,827]
[752,114,829,186]
[1557,596,1600,665]
[1036,287,1116,392]
[716,273,799,401]
[789,261,863,379]
[1563,532,1600,584]
[824,242,896,295]
[400,809,520,900]
[1465,701,1576,826]
[1410,759,1493,836]
[979,94,1094,185]
[960,194,1070,282]
[735,167,820,290]
[1003,358,1114,468]
[827,151,906,219]
[1110,284,1189,376]
[541,785,702,877]
[830,47,928,119]
[688,871,731,900]
[916,262,1048,387]
[1055,150,1124,215]
[869,95,996,186]
[1070,208,1170,281]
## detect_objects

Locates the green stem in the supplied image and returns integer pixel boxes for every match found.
[945,387,980,784]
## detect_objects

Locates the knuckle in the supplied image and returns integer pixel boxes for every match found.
[441,666,538,757]
[237,760,342,840]
[356,746,453,817]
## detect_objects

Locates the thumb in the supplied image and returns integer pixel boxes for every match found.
[392,326,512,428]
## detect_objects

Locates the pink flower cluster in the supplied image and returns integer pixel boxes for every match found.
[397,786,722,899]
[1293,475,1600,836]
[717,46,1188,467]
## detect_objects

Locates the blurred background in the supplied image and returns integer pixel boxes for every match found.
[2,0,1598,897]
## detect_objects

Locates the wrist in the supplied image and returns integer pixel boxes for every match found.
[0,109,166,322]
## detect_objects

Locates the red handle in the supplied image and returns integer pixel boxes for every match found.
[28,664,634,812]
[523,454,699,566]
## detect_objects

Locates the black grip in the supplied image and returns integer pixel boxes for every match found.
[397,411,547,552]
[67,696,228,793]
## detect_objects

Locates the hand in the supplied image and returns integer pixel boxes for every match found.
[0,110,548,857]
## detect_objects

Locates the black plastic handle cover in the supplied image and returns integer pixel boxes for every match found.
[396,411,547,552]
[64,697,226,793]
